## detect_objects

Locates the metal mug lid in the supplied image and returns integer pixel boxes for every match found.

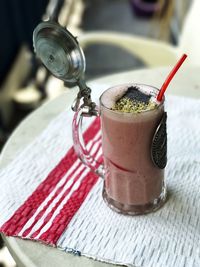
[33,21,86,84]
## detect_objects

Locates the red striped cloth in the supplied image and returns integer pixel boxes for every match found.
[0,117,102,246]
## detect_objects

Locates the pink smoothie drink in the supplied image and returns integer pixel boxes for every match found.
[100,84,167,215]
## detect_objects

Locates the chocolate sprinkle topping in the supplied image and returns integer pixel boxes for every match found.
[122,86,151,104]
[112,86,157,113]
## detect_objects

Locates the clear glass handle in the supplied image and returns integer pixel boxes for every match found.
[72,108,104,178]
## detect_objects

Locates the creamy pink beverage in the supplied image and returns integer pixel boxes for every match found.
[100,84,167,215]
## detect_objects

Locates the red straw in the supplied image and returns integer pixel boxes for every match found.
[156,54,188,102]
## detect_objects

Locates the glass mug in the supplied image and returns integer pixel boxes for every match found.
[72,83,167,215]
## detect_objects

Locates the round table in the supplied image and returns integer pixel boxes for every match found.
[1,67,200,267]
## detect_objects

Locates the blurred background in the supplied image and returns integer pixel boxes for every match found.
[0,0,191,266]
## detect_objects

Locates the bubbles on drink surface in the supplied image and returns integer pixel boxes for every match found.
[112,86,157,113]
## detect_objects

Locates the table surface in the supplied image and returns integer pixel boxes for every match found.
[1,66,200,267]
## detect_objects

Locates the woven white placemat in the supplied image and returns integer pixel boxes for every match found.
[0,94,200,267]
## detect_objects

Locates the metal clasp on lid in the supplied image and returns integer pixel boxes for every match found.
[71,79,98,116]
